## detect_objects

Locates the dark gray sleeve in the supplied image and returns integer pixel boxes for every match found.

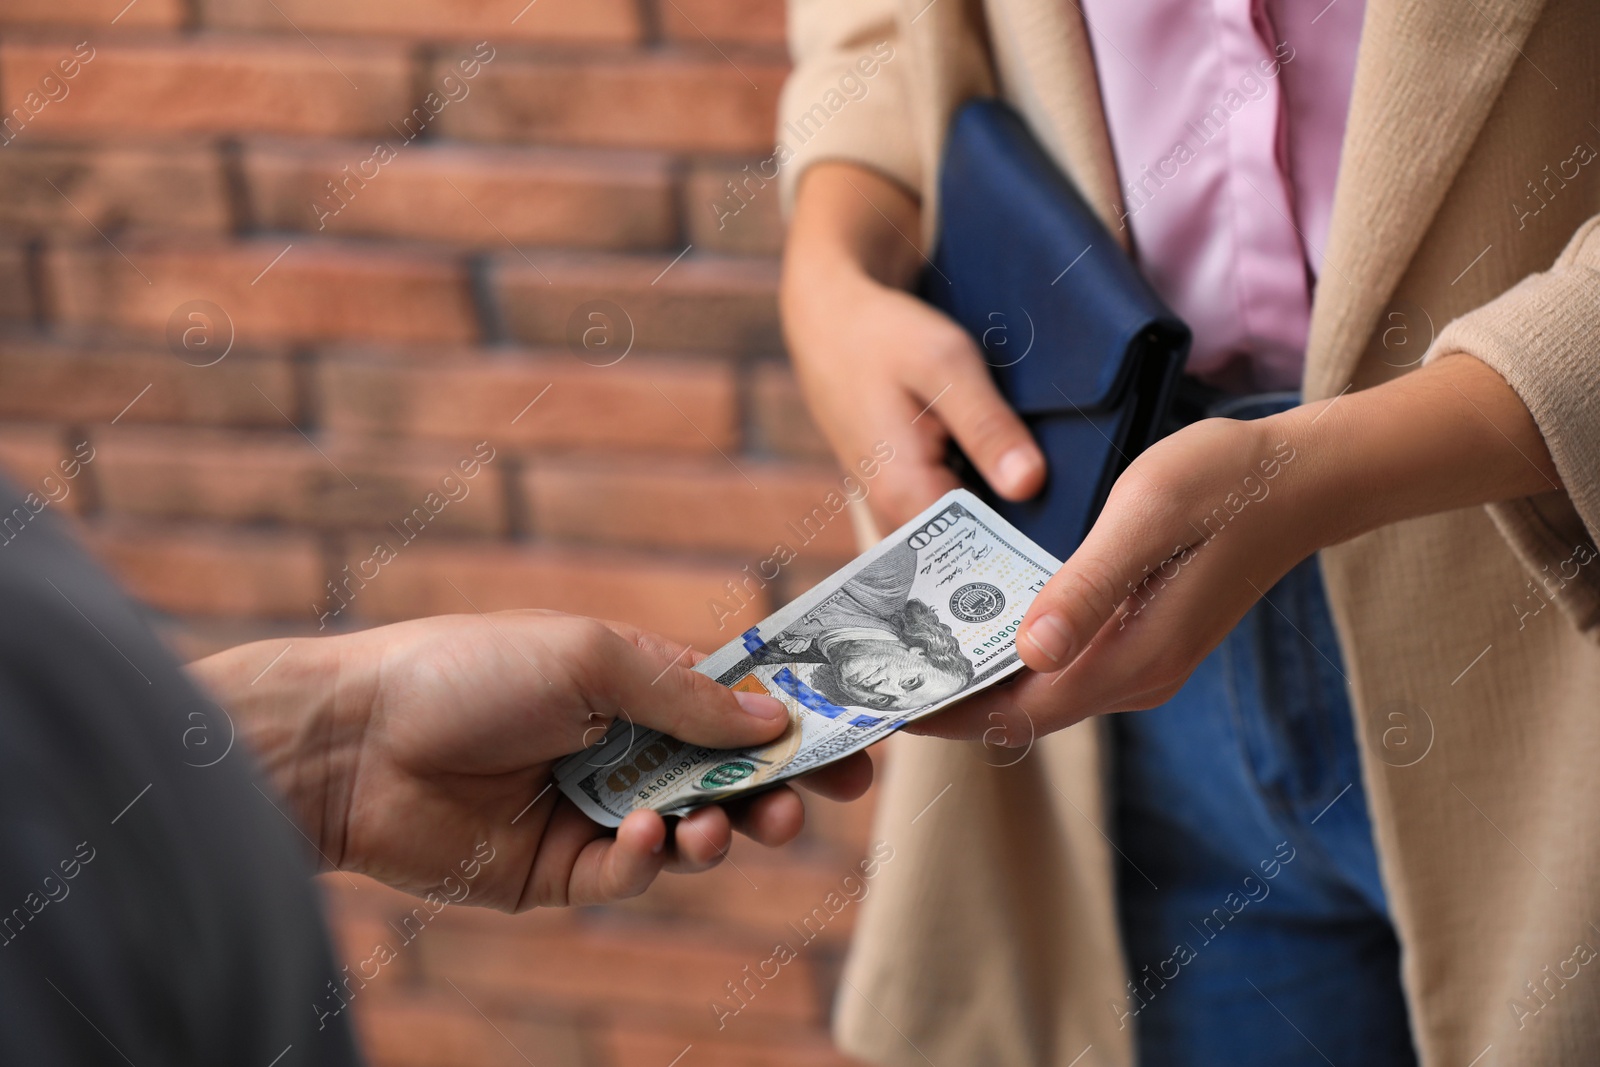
[0,479,362,1067]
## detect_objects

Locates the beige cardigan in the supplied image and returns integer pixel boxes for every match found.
[778,0,1600,1063]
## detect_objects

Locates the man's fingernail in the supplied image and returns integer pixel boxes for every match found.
[734,691,788,721]
[996,447,1040,495]
[651,835,665,855]
[1024,613,1074,664]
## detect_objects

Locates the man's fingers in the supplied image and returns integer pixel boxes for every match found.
[521,798,616,908]
[668,806,733,872]
[727,787,807,847]
[593,625,791,750]
[593,619,694,670]
[560,810,671,907]
[791,751,874,802]
[913,339,1045,502]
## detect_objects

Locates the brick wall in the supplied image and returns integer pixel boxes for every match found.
[0,2,877,1064]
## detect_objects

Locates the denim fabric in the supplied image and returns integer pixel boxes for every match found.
[1110,395,1417,1066]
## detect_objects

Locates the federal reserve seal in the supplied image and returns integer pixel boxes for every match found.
[701,761,756,789]
[949,582,1006,623]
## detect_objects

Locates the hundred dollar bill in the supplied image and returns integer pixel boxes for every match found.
[555,488,1060,827]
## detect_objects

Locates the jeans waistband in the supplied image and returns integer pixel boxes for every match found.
[1205,390,1301,421]
[1167,375,1301,430]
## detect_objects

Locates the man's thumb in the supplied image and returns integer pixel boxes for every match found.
[617,658,790,749]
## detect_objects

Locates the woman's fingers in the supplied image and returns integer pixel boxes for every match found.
[844,385,963,532]
[1014,493,1181,675]
[1010,425,1249,675]
[920,511,1290,740]
[903,676,1045,743]
[908,325,1046,503]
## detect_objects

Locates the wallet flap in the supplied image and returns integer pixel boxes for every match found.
[925,99,1188,415]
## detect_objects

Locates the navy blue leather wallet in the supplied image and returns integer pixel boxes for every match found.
[922,99,1192,562]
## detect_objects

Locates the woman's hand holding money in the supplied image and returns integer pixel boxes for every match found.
[918,354,1559,741]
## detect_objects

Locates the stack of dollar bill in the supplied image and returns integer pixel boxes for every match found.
[556,489,1061,827]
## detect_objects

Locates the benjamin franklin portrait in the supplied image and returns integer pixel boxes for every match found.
[752,542,974,713]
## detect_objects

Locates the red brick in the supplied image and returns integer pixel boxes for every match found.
[687,159,785,255]
[323,906,422,989]
[497,252,781,356]
[93,427,506,534]
[48,239,477,344]
[0,36,411,140]
[0,425,69,481]
[790,781,880,862]
[420,920,822,1024]
[88,523,324,618]
[523,457,855,557]
[335,542,766,650]
[608,1026,863,1067]
[0,425,94,515]
[0,337,296,427]
[750,362,832,458]
[0,145,229,236]
[608,848,872,945]
[247,141,676,250]
[352,992,588,1067]
[150,616,314,660]
[432,51,787,153]
[318,353,737,455]
[659,0,787,48]
[0,0,184,27]
[322,873,581,939]
[0,246,34,323]
[201,0,640,44]
[321,871,442,918]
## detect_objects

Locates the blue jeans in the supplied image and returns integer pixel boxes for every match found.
[1111,396,1417,1066]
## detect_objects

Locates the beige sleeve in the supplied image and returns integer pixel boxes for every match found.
[1427,215,1600,632]
[778,0,920,213]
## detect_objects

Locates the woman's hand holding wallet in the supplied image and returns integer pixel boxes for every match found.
[781,162,1047,531]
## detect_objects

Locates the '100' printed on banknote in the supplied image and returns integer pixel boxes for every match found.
[555,489,1062,827]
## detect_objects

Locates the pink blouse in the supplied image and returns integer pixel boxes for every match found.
[1078,0,1366,389]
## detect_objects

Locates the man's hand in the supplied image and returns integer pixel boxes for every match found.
[915,353,1562,742]
[189,611,873,910]
[781,162,1046,530]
